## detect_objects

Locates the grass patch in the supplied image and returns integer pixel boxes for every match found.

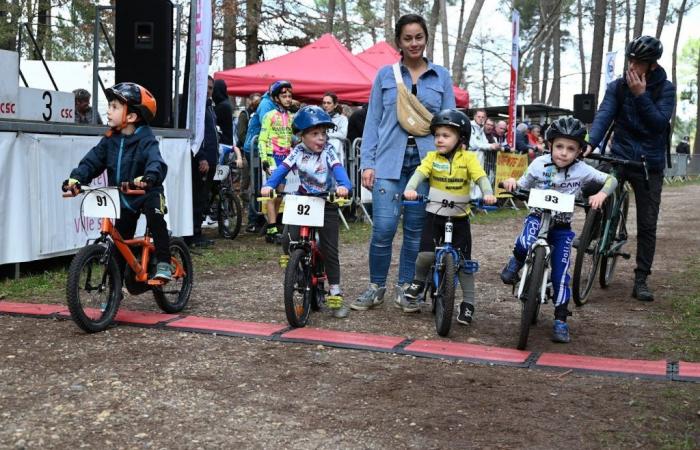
[0,267,67,300]
[340,220,372,245]
[191,238,279,271]
[664,176,700,188]
[470,205,529,224]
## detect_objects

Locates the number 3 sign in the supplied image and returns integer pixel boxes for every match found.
[282,195,325,227]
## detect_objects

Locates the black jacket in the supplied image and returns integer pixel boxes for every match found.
[195,99,219,166]
[347,105,367,144]
[212,79,234,146]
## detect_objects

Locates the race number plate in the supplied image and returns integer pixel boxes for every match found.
[527,189,574,213]
[282,195,325,227]
[213,164,230,181]
[82,188,121,219]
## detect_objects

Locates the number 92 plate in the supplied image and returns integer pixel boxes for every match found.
[527,189,575,213]
[282,195,325,227]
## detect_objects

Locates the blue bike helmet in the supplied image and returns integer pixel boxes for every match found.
[292,105,336,134]
[269,80,292,98]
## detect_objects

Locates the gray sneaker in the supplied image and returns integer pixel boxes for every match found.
[333,305,350,319]
[395,283,420,313]
[350,283,386,311]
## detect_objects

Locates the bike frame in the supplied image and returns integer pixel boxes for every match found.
[289,225,326,289]
[432,219,461,291]
[516,212,552,305]
[597,172,629,257]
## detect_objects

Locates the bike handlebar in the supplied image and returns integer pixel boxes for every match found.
[402,195,498,212]
[585,153,649,183]
[62,184,146,198]
[257,190,350,206]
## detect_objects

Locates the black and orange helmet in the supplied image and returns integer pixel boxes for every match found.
[105,82,157,123]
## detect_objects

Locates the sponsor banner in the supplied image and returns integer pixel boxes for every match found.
[495,152,528,198]
[190,0,213,154]
[507,10,520,148]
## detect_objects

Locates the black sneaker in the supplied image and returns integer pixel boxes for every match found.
[404,280,424,299]
[456,302,474,325]
[632,277,654,302]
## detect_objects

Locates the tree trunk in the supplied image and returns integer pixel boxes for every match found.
[480,37,487,106]
[588,0,607,99]
[670,0,687,134]
[577,0,586,93]
[35,0,50,59]
[531,45,542,104]
[457,0,465,50]
[450,0,485,85]
[327,0,336,34]
[547,5,561,106]
[694,45,700,154]
[384,0,393,46]
[655,0,669,39]
[625,0,631,47]
[393,0,400,30]
[541,34,551,103]
[222,0,237,69]
[341,0,351,50]
[426,0,439,59]
[607,0,617,52]
[245,0,261,65]
[439,0,449,67]
[633,0,645,38]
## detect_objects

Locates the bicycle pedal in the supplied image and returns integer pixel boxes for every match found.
[147,279,166,286]
[616,252,631,260]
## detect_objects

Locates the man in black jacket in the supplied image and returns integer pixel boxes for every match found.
[212,79,234,146]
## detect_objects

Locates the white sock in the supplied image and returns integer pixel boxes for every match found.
[330,284,341,296]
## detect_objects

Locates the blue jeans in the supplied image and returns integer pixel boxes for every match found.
[368,146,428,286]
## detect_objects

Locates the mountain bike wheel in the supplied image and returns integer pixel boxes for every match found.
[517,247,546,350]
[434,252,456,337]
[217,190,243,240]
[284,249,312,327]
[153,237,193,313]
[600,192,629,288]
[66,244,122,333]
[572,207,604,306]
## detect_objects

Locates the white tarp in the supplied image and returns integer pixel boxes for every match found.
[0,132,192,265]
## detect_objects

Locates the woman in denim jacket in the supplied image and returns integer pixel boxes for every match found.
[351,13,456,313]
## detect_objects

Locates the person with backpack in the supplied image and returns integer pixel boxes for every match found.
[586,35,676,302]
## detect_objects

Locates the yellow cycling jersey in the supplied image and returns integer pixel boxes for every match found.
[416,149,487,196]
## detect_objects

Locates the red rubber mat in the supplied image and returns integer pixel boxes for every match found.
[677,361,700,381]
[166,316,287,337]
[115,310,180,326]
[403,340,531,365]
[281,327,406,350]
[536,353,668,377]
[0,302,67,316]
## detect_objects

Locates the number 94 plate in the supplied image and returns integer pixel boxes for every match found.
[282,195,326,227]
[527,189,575,213]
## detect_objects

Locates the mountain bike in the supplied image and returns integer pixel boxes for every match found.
[571,154,647,306]
[208,145,243,239]
[258,191,348,327]
[63,183,193,333]
[501,184,576,350]
[402,194,495,337]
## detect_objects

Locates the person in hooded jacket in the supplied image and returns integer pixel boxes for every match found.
[586,35,676,302]
[212,79,234,146]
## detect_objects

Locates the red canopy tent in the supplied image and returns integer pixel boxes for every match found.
[214,34,377,104]
[355,41,470,108]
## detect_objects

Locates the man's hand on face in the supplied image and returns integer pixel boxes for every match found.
[627,68,647,97]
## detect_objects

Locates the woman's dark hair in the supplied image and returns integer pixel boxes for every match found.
[394,14,429,49]
[323,92,341,114]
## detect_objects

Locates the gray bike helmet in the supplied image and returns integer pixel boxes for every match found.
[626,35,663,63]
[545,116,588,148]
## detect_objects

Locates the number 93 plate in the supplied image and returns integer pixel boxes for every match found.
[282,195,325,227]
[527,189,575,213]
[82,187,121,219]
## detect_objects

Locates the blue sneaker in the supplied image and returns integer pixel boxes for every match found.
[153,262,173,281]
[552,320,571,343]
[500,256,524,285]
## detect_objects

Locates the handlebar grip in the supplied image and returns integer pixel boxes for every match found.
[497,182,505,189]
[62,192,75,198]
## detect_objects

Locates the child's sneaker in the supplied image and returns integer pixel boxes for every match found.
[404,280,425,299]
[552,320,571,343]
[500,256,524,285]
[201,215,218,229]
[153,262,173,281]
[350,283,386,311]
[265,225,280,243]
[456,302,474,325]
[397,284,419,313]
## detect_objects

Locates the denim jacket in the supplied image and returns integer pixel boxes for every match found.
[360,60,456,180]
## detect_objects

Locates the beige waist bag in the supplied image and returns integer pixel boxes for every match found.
[392,63,433,137]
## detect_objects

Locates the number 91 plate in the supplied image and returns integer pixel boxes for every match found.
[282,195,325,227]
[527,189,574,213]
[82,187,121,219]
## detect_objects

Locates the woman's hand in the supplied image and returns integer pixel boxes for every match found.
[588,192,608,210]
[483,194,497,205]
[502,178,517,192]
[336,186,349,197]
[362,169,375,190]
[403,189,418,200]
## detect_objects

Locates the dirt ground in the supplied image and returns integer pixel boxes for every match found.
[1,184,699,449]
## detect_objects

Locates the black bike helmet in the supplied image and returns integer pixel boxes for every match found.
[269,80,292,98]
[545,116,588,148]
[105,82,157,123]
[625,35,663,63]
[430,109,471,145]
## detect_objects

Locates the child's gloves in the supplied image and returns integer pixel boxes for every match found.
[133,176,154,189]
[62,178,80,192]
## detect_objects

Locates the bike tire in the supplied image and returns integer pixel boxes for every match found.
[153,237,194,313]
[600,192,629,288]
[517,247,546,350]
[283,249,312,327]
[218,190,243,240]
[572,207,604,306]
[66,244,122,333]
[434,252,456,337]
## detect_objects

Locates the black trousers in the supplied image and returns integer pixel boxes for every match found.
[618,167,664,277]
[192,158,214,238]
[115,190,170,264]
[283,205,341,285]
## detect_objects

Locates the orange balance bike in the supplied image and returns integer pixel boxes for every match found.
[63,183,193,332]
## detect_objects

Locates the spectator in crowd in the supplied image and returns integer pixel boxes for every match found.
[470,109,500,151]
[321,92,349,164]
[484,118,496,143]
[494,120,508,147]
[676,135,690,154]
[515,122,532,154]
[237,93,261,148]
[527,124,545,153]
[347,104,368,144]
[351,13,456,312]
[188,75,218,248]
[73,88,103,125]
[212,80,234,147]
